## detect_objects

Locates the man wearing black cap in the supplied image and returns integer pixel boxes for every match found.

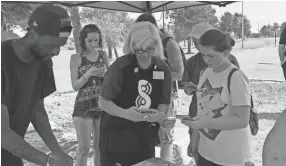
[2,5,73,166]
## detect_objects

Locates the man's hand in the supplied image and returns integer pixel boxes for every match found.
[146,109,165,123]
[182,81,197,96]
[161,117,176,128]
[51,151,73,166]
[50,154,73,166]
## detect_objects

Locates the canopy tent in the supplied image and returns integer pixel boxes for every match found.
[17,1,236,13]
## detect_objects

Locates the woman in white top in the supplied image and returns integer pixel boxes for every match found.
[182,29,252,166]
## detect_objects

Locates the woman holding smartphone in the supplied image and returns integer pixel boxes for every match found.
[182,29,252,166]
[98,21,172,166]
[70,24,109,166]
[182,22,241,165]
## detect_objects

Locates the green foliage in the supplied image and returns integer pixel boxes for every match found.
[70,7,82,53]
[272,22,280,31]
[219,12,252,38]
[80,8,134,47]
[260,24,279,38]
[168,5,218,42]
[219,12,232,33]
[1,2,38,30]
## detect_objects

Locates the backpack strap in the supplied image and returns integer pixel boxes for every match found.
[200,67,208,77]
[227,68,254,108]
[227,68,239,93]
[162,36,174,58]
[162,36,173,48]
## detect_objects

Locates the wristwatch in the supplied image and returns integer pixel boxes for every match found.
[46,156,53,166]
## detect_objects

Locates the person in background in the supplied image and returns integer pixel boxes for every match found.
[182,29,252,166]
[278,25,286,80]
[1,11,20,41]
[182,22,241,164]
[2,5,73,166]
[135,13,184,162]
[70,24,109,166]
[98,21,172,166]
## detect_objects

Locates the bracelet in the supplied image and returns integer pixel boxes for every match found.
[46,155,52,166]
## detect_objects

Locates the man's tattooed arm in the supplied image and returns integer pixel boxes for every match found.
[31,100,63,155]
[1,104,49,166]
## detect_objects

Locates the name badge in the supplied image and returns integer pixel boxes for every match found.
[153,71,164,80]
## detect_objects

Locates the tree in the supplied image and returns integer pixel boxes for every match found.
[271,22,280,37]
[70,7,82,53]
[232,13,252,38]
[169,5,218,53]
[80,8,133,59]
[219,12,233,33]
[231,13,240,36]
[260,25,272,37]
[272,22,280,32]
[1,2,38,31]
[281,21,286,30]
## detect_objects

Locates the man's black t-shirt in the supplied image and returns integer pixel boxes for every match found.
[1,40,56,165]
[100,54,172,152]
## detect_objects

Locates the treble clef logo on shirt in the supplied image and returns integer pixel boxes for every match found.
[135,80,152,109]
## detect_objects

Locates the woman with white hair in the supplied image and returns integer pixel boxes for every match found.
[98,21,172,166]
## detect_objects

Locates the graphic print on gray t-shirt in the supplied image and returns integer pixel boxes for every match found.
[197,78,227,141]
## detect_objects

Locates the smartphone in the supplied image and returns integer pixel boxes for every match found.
[181,81,197,87]
[165,117,176,121]
[164,117,177,123]
[137,109,156,114]
[176,115,192,120]
[140,111,156,114]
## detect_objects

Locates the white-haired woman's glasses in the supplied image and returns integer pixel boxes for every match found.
[134,48,155,55]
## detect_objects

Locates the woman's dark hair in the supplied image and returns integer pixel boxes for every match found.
[135,13,158,27]
[226,33,235,47]
[200,29,232,52]
[79,24,103,51]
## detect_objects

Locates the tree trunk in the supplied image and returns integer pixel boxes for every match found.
[108,44,113,59]
[187,38,192,54]
[114,46,119,59]
[70,7,82,53]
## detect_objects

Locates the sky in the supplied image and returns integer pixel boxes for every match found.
[128,1,286,33]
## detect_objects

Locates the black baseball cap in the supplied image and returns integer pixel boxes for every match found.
[28,4,72,45]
